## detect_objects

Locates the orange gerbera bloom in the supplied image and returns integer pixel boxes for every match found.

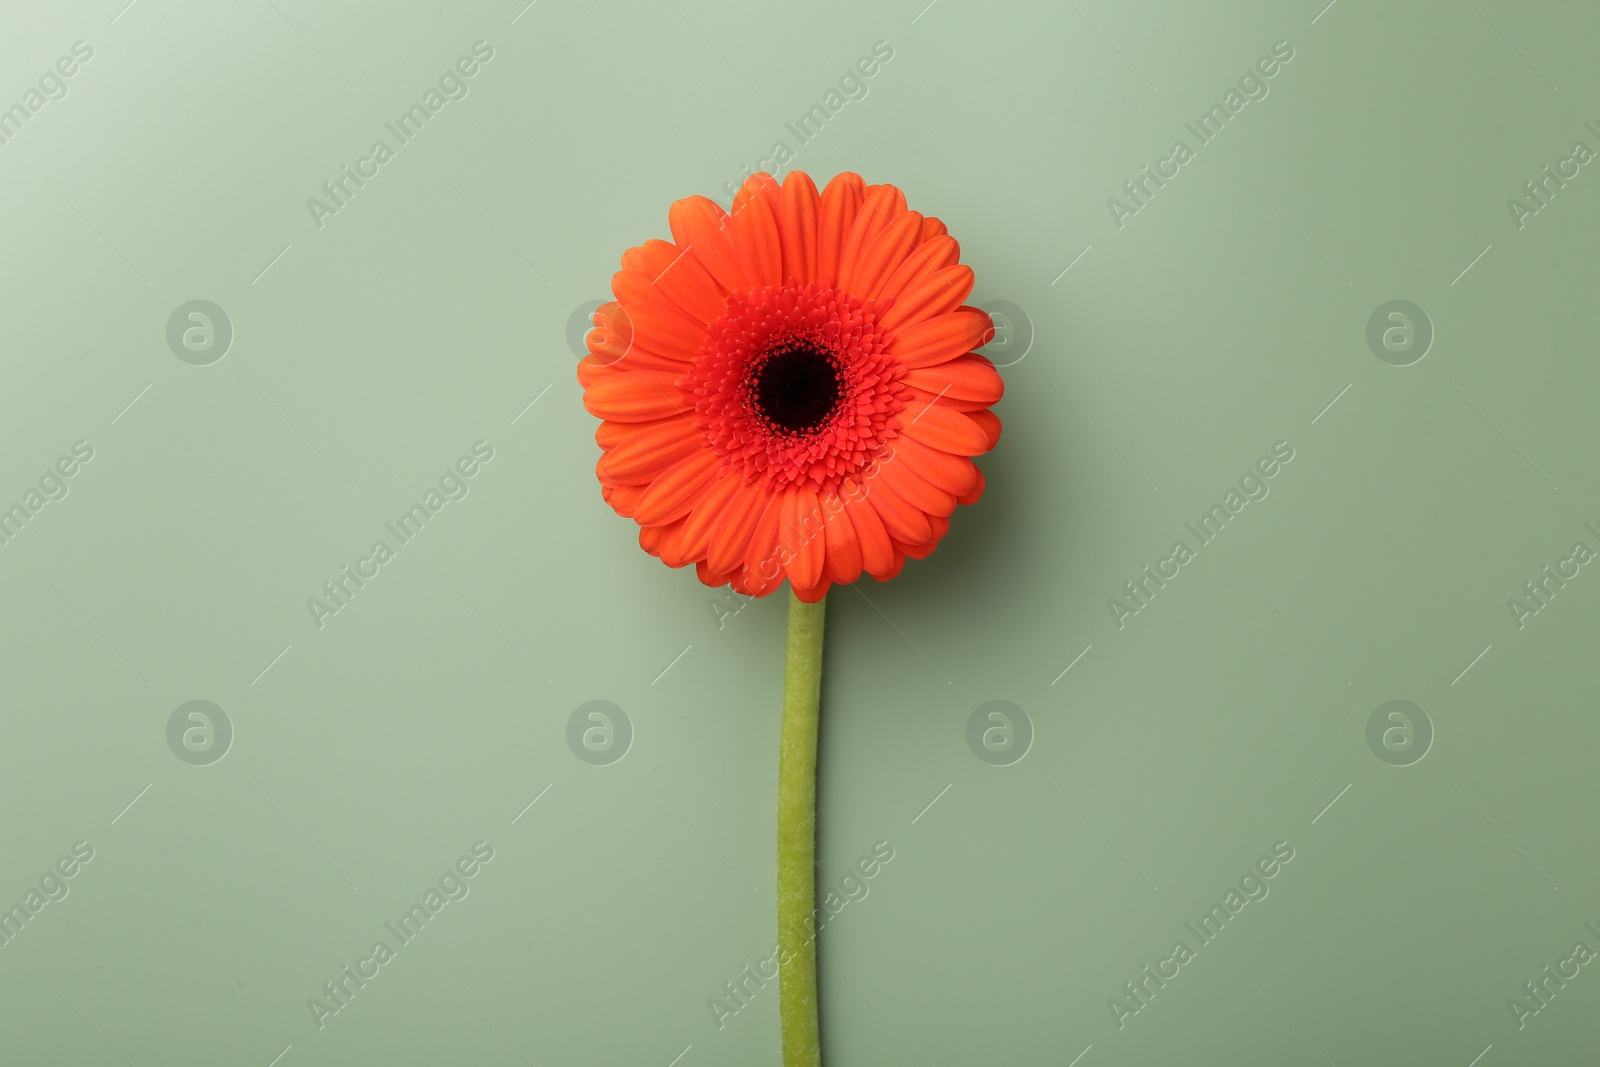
[578,171,1003,603]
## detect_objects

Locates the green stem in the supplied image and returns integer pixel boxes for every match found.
[777,590,826,1067]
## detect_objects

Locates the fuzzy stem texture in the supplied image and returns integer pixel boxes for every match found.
[777,590,826,1067]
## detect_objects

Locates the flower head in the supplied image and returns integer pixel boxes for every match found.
[578,171,1002,603]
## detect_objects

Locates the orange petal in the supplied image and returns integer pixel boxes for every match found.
[957,465,986,506]
[791,576,831,603]
[779,171,819,285]
[903,354,1004,404]
[822,494,863,584]
[584,303,636,365]
[612,270,711,336]
[731,172,783,212]
[738,557,786,597]
[886,307,995,369]
[634,449,723,526]
[620,244,649,274]
[837,185,907,292]
[624,239,728,325]
[596,348,684,378]
[656,518,693,568]
[592,300,629,337]
[815,173,866,285]
[878,236,961,306]
[679,466,746,561]
[863,473,932,544]
[577,353,607,389]
[584,371,690,422]
[609,297,706,362]
[873,549,906,582]
[876,454,957,517]
[596,419,704,485]
[968,409,1002,450]
[900,404,991,457]
[742,492,787,585]
[668,195,748,294]
[639,523,664,555]
[895,514,948,559]
[780,488,827,591]
[708,480,769,575]
[903,386,992,414]
[844,209,922,300]
[879,265,974,333]
[597,414,677,450]
[603,483,645,518]
[728,177,783,290]
[695,559,732,588]
[843,487,894,575]
[862,182,908,221]
[889,435,978,497]
[601,348,685,377]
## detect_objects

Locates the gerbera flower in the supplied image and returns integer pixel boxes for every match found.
[578,171,1003,603]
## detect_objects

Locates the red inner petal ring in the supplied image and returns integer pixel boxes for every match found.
[684,284,908,494]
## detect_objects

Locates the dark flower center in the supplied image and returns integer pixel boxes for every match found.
[752,343,841,433]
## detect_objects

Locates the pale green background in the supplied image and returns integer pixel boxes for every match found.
[1,0,1597,1063]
